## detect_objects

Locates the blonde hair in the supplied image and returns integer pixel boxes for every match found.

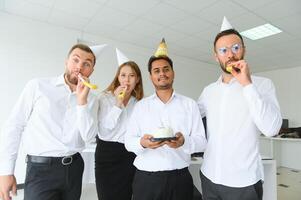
[106,61,144,100]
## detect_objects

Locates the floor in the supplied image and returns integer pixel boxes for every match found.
[12,167,301,200]
[277,167,301,200]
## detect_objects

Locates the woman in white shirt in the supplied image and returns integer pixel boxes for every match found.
[95,60,144,200]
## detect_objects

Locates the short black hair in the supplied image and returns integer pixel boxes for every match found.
[214,29,245,51]
[147,55,173,73]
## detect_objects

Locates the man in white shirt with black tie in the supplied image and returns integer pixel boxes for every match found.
[0,44,103,200]
[125,39,207,200]
[197,17,282,200]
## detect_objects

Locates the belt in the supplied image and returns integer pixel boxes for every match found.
[137,167,189,177]
[26,153,80,166]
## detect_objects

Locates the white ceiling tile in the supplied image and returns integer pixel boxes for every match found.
[151,28,188,44]
[92,7,137,27]
[143,2,189,25]
[53,0,102,19]
[169,16,216,35]
[5,0,51,21]
[268,39,301,54]
[195,0,248,25]
[25,0,55,8]
[163,0,218,13]
[89,0,108,4]
[122,19,165,37]
[253,0,300,21]
[117,31,158,49]
[106,0,160,16]
[231,13,267,32]
[48,9,89,30]
[253,32,296,49]
[230,0,277,10]
[174,35,212,50]
[243,39,266,53]
[84,20,121,39]
[173,47,216,64]
[164,42,201,60]
[185,48,215,63]
[193,27,218,43]
[273,14,301,37]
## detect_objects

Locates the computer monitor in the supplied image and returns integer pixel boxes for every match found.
[281,119,289,129]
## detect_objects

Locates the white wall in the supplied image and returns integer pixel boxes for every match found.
[0,12,219,182]
[255,66,301,127]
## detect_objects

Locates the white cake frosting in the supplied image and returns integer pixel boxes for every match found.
[152,127,174,138]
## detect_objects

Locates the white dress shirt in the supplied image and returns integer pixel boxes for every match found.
[125,91,207,172]
[198,75,282,187]
[0,75,98,175]
[98,91,137,143]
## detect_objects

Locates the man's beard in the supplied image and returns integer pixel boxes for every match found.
[154,78,173,90]
[65,72,78,85]
[219,54,244,74]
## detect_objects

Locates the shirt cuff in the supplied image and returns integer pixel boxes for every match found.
[0,160,15,176]
[134,137,146,155]
[180,134,192,154]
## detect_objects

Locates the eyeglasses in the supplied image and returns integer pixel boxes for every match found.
[217,43,243,56]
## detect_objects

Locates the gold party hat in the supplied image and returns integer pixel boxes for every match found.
[154,38,168,57]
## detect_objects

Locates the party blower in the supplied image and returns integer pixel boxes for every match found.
[78,75,98,90]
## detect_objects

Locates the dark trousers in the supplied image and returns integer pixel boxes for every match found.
[132,167,194,200]
[200,172,263,200]
[95,138,136,200]
[24,153,84,200]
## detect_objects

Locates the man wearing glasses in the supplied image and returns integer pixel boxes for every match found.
[197,17,282,200]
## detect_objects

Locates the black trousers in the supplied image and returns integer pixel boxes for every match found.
[24,153,84,200]
[95,138,136,200]
[132,167,194,200]
[200,172,263,200]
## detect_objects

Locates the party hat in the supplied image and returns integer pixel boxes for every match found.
[154,38,168,57]
[220,16,233,32]
[116,48,130,66]
[90,44,108,58]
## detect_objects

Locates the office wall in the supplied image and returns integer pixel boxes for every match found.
[255,66,301,127]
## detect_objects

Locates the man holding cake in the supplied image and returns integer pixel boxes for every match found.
[125,38,207,200]
[197,17,282,200]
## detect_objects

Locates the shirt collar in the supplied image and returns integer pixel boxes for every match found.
[55,74,66,87]
[151,89,177,104]
[217,75,238,85]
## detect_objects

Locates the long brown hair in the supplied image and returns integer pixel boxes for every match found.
[106,61,144,100]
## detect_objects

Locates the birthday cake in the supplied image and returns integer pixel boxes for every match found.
[152,127,174,138]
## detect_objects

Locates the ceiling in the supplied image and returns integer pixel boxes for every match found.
[1,0,301,72]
